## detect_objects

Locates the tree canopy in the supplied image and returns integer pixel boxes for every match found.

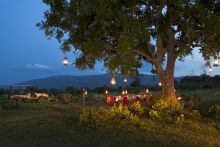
[38,0,220,102]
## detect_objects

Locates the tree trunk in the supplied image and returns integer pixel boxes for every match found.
[160,72,177,104]
[155,48,178,104]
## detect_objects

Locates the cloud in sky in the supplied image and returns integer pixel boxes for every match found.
[27,64,51,70]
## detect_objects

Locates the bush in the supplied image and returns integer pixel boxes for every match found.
[57,93,75,104]
[185,95,202,110]
[149,99,184,121]
[128,101,144,116]
[80,104,140,129]
[208,105,220,121]
[80,107,110,129]
[109,104,139,124]
[184,109,201,120]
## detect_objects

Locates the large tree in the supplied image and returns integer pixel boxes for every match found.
[38,0,220,104]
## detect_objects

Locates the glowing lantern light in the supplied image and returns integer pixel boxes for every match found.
[62,57,69,65]
[105,90,108,95]
[158,82,162,86]
[146,89,149,93]
[123,78,128,83]
[125,90,128,95]
[208,67,213,73]
[84,90,88,96]
[111,77,116,85]
[213,56,219,67]
[177,97,182,100]
[122,90,125,95]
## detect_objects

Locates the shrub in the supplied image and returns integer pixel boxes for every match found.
[57,93,74,104]
[80,104,140,129]
[176,114,185,124]
[185,95,202,110]
[208,105,220,121]
[109,104,139,124]
[149,99,184,121]
[80,107,110,129]
[184,109,201,120]
[128,101,144,116]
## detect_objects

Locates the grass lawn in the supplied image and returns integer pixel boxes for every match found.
[0,101,220,147]
[177,88,220,107]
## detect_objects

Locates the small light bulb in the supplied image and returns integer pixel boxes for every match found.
[105,90,108,94]
[123,78,128,83]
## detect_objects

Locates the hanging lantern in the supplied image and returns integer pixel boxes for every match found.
[123,78,128,83]
[62,57,69,65]
[125,90,128,95]
[213,56,219,67]
[208,66,213,73]
[111,77,116,85]
[105,90,108,95]
[122,90,125,95]
[84,90,88,96]
[158,82,162,86]
[146,89,149,93]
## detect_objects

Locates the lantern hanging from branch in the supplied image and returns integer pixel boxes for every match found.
[146,89,149,93]
[62,57,69,65]
[111,77,116,85]
[213,56,219,67]
[123,78,128,83]
[208,66,213,73]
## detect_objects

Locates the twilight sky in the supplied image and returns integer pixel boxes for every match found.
[0,0,219,85]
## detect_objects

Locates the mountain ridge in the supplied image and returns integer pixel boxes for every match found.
[1,74,183,89]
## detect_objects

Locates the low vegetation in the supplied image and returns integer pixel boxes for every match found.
[0,90,220,146]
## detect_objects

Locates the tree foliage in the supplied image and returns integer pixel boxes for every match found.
[38,0,220,100]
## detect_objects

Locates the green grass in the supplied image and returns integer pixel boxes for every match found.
[0,102,220,147]
[0,89,220,146]
[177,88,220,107]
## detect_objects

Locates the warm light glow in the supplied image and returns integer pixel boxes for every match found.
[122,91,125,95]
[123,78,128,83]
[146,89,149,93]
[84,90,88,95]
[62,57,69,65]
[208,67,213,73]
[214,58,219,66]
[105,90,108,94]
[111,77,116,85]
[158,82,162,86]
[177,97,182,100]
[125,90,128,94]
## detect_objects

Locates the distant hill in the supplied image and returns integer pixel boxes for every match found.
[16,74,163,89]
